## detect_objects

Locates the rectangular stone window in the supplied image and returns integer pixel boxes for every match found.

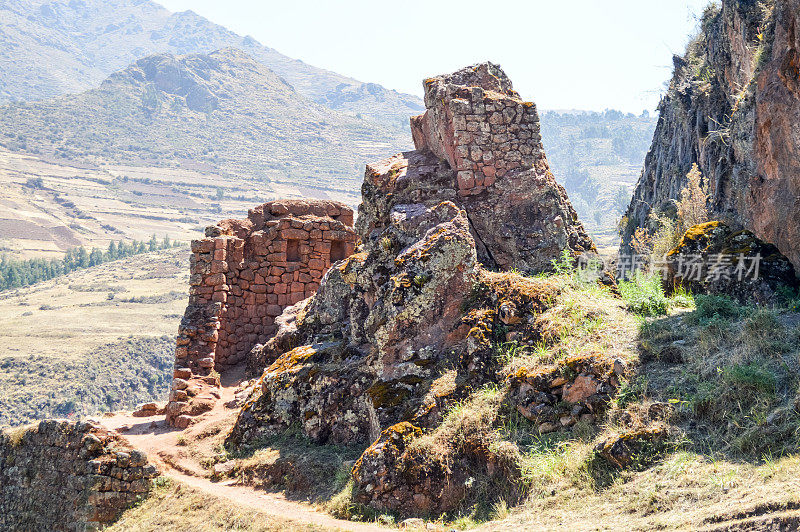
[286,239,301,262]
[330,240,346,262]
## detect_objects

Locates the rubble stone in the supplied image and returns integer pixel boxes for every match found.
[0,420,159,531]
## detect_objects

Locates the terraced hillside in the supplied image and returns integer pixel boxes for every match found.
[0,248,188,425]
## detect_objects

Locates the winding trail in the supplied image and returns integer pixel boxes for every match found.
[100,367,382,532]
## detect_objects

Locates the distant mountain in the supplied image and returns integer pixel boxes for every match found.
[0,48,407,193]
[0,0,423,129]
[540,109,657,245]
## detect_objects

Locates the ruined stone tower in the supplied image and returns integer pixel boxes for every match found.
[165,199,356,427]
[359,62,595,273]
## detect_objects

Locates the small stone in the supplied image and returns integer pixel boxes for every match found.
[539,422,559,433]
[400,518,426,529]
[213,461,236,477]
[613,358,627,377]
[173,368,192,380]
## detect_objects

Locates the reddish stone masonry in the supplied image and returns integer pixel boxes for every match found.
[166,199,356,427]
[411,62,541,197]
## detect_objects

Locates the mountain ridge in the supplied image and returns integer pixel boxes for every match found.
[0,47,409,196]
[0,0,423,129]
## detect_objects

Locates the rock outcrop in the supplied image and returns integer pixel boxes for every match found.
[165,199,356,428]
[223,64,599,517]
[665,221,799,303]
[359,62,595,273]
[228,201,479,446]
[622,0,800,276]
[0,420,159,531]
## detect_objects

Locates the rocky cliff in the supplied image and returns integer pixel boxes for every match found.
[622,0,800,273]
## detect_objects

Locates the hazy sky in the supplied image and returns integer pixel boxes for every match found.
[158,0,715,113]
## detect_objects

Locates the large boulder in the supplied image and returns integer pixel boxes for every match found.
[622,0,800,275]
[666,221,799,303]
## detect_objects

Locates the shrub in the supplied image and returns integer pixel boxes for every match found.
[688,294,742,325]
[677,163,709,235]
[618,272,668,316]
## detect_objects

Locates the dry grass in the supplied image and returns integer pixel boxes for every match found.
[107,478,327,532]
[0,249,190,425]
[502,277,638,375]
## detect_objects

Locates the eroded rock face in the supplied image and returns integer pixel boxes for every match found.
[228,202,479,446]
[665,221,799,303]
[359,62,594,273]
[0,420,159,531]
[622,0,800,275]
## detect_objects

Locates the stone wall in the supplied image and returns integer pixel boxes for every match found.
[176,199,356,376]
[411,63,542,197]
[360,62,595,273]
[0,420,159,531]
[166,199,356,427]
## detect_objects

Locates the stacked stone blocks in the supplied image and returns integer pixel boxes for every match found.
[0,420,159,531]
[411,62,543,196]
[175,200,356,376]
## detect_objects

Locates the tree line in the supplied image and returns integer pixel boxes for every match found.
[0,235,181,292]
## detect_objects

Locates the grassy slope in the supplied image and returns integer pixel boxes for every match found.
[476,280,800,530]
[0,248,189,426]
[148,271,800,531]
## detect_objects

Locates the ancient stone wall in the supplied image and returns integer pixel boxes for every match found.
[411,62,542,196]
[361,62,595,273]
[175,200,356,376]
[0,420,159,531]
[166,199,356,427]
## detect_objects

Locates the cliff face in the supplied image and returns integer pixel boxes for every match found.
[623,0,800,272]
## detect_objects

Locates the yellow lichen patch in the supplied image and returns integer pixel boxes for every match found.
[668,220,722,256]
[352,422,422,478]
[479,269,561,310]
[264,345,317,377]
[367,377,424,409]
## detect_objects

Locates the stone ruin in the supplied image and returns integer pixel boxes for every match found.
[165,200,356,427]
[221,63,601,516]
[165,62,597,427]
[1,420,159,531]
[359,62,596,273]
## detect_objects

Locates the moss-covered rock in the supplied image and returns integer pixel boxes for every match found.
[666,221,798,303]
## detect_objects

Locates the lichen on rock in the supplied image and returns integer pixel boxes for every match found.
[224,63,600,518]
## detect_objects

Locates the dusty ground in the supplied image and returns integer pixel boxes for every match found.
[100,366,383,532]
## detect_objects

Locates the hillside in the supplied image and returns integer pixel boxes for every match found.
[0,48,409,203]
[0,248,188,426]
[540,110,657,250]
[0,0,423,129]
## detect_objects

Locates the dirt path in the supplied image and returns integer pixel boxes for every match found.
[99,366,382,532]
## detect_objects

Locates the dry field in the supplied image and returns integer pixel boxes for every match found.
[0,248,189,425]
[0,148,358,260]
